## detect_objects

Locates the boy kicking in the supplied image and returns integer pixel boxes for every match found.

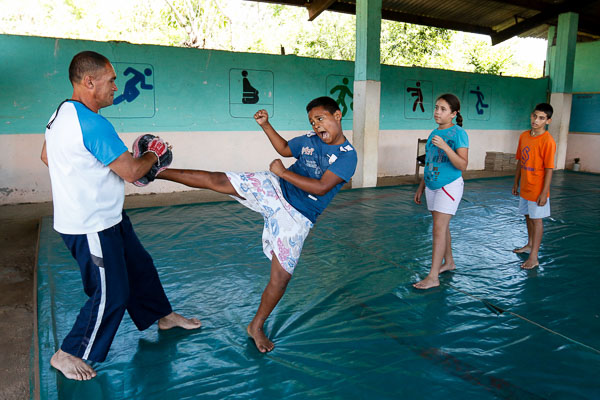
[157,96,357,352]
[512,103,556,269]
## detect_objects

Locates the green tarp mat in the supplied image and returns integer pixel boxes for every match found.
[34,172,600,399]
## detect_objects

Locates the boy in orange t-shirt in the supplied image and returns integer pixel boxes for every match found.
[512,103,556,269]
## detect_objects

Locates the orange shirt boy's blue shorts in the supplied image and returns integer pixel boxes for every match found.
[515,130,556,202]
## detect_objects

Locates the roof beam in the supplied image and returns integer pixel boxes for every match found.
[307,0,337,21]
[324,2,495,36]
[251,0,600,41]
[491,0,598,44]
[572,17,600,38]
[487,0,550,11]
[491,11,556,44]
[379,9,495,36]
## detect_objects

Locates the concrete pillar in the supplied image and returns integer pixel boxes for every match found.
[353,80,381,187]
[548,12,578,169]
[549,92,573,170]
[544,26,555,77]
[352,0,381,188]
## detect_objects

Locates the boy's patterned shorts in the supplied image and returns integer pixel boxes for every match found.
[226,171,313,274]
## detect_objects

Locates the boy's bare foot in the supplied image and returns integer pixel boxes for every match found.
[413,275,440,290]
[439,263,456,273]
[513,245,531,254]
[521,259,539,270]
[247,323,275,353]
[50,349,96,381]
[158,312,201,330]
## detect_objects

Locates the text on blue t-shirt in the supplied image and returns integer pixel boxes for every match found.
[280,133,357,223]
[424,124,469,190]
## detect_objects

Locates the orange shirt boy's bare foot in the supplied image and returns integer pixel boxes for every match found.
[413,275,440,290]
[158,312,202,330]
[247,323,275,353]
[513,245,532,254]
[439,263,456,273]
[521,258,539,270]
[50,349,97,381]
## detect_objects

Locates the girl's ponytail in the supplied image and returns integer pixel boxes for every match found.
[456,111,463,127]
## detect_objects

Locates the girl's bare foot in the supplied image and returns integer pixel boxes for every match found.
[413,275,440,290]
[521,258,539,270]
[158,312,201,330]
[439,263,456,273]
[50,349,96,381]
[513,245,532,254]
[247,323,274,353]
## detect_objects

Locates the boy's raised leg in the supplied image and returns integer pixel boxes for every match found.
[414,212,452,289]
[513,215,533,253]
[158,169,239,196]
[247,255,291,352]
[521,218,542,269]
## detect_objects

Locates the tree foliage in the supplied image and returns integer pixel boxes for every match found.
[0,0,543,78]
[467,40,513,75]
[162,0,231,49]
[380,22,453,67]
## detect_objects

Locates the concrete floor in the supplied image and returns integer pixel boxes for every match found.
[0,170,512,399]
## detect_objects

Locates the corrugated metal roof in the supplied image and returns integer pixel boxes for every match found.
[255,0,600,44]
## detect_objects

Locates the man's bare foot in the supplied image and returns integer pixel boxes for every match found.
[521,259,539,270]
[513,245,532,254]
[439,263,456,273]
[247,323,274,353]
[50,349,96,381]
[413,275,440,290]
[158,312,201,330]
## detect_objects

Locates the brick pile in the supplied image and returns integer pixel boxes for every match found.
[485,152,518,171]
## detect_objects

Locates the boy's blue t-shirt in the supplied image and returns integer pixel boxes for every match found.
[281,133,357,223]
[424,125,469,190]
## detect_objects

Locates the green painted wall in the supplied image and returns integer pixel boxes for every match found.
[1,34,548,135]
[548,39,600,133]
[572,40,600,92]
[570,40,600,133]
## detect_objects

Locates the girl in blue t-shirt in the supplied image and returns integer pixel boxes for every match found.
[413,93,469,289]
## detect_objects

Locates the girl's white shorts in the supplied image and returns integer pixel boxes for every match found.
[425,176,464,215]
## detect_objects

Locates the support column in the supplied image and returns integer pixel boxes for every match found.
[544,26,555,77]
[352,0,381,188]
[548,12,578,169]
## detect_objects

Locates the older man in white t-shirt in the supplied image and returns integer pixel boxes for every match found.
[41,51,200,381]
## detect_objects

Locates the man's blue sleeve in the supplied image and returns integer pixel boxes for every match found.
[80,114,128,166]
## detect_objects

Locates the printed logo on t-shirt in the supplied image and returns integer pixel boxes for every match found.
[520,146,535,171]
[521,146,530,163]
[340,145,354,152]
[302,146,315,156]
[328,154,337,164]
[305,159,323,177]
